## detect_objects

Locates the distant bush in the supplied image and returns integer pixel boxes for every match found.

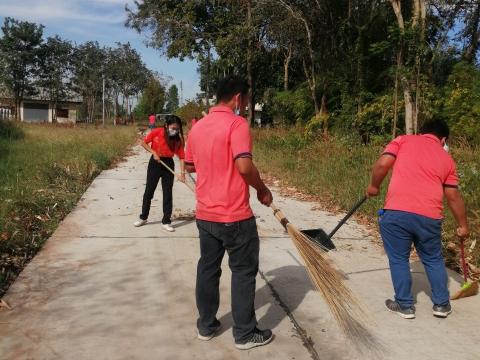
[271,85,314,125]
[443,62,480,144]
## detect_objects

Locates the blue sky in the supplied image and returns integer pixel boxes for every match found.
[0,0,200,101]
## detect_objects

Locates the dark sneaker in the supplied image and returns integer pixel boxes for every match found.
[385,299,415,319]
[197,322,221,341]
[235,328,273,350]
[433,303,452,318]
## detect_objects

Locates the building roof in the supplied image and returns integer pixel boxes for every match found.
[0,88,82,104]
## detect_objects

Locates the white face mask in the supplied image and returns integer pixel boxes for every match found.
[443,143,449,152]
[168,128,178,137]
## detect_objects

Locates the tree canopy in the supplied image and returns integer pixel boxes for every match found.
[127,0,480,142]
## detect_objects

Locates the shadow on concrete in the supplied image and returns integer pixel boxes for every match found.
[145,219,196,228]
[410,261,463,304]
[217,265,313,336]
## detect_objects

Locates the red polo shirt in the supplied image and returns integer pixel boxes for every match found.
[185,105,253,222]
[148,114,155,125]
[383,134,458,219]
[144,128,185,159]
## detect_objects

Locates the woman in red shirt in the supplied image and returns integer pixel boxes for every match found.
[134,115,186,232]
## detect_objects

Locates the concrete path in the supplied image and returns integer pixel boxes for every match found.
[1,146,479,360]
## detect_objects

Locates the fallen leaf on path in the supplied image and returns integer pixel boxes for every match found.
[0,299,12,310]
[446,242,456,251]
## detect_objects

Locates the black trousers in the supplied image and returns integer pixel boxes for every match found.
[140,156,174,224]
[195,217,259,342]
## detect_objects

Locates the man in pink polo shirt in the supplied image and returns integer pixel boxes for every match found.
[185,76,273,350]
[367,119,469,320]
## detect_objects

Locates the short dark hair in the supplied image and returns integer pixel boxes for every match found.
[216,75,250,103]
[420,118,450,139]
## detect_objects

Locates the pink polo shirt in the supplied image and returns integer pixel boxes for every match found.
[383,134,458,219]
[185,105,253,222]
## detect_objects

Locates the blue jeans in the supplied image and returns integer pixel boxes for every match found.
[379,210,449,308]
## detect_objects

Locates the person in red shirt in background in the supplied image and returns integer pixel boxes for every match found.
[190,116,199,128]
[367,118,469,320]
[134,115,186,232]
[148,113,156,129]
[185,76,274,350]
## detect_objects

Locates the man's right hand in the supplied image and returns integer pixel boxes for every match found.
[366,184,380,198]
[257,186,273,207]
[153,152,160,162]
[457,226,469,239]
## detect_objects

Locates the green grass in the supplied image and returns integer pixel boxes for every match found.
[253,128,480,269]
[0,123,136,296]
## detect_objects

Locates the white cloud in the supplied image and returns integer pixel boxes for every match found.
[0,0,129,24]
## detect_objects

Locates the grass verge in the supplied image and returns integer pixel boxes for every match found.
[253,128,480,271]
[0,123,135,296]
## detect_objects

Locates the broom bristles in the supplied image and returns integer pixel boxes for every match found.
[451,281,479,300]
[285,222,383,354]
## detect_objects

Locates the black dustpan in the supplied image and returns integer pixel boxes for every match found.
[301,196,367,252]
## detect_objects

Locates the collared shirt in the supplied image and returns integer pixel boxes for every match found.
[185,105,253,222]
[383,134,458,219]
[144,127,185,159]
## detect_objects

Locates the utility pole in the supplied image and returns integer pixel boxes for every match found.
[102,75,105,128]
[180,81,184,106]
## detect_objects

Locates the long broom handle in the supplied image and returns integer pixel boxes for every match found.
[270,203,290,230]
[460,239,469,283]
[327,196,367,239]
[157,158,196,193]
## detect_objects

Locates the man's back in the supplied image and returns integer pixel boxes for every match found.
[186,105,253,223]
[385,134,458,219]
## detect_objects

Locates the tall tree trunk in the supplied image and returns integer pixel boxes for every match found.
[390,0,415,134]
[320,93,328,136]
[205,47,211,112]
[114,93,118,126]
[246,0,255,127]
[280,1,320,116]
[283,43,292,91]
[393,48,401,139]
[403,85,415,134]
[302,58,320,115]
[463,3,480,64]
[15,98,20,121]
[53,99,58,124]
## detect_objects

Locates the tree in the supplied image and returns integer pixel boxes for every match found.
[175,100,204,125]
[114,43,149,117]
[165,84,179,113]
[0,17,44,120]
[126,1,222,112]
[72,41,105,123]
[134,75,166,120]
[38,36,74,122]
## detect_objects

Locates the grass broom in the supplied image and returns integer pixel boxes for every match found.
[270,203,382,353]
[157,158,196,193]
[451,238,479,300]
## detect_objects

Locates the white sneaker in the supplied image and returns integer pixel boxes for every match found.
[161,223,175,232]
[133,219,147,227]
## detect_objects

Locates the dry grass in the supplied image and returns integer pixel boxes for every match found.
[0,123,136,296]
[254,128,480,271]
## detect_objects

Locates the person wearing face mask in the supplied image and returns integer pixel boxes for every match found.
[134,115,186,232]
[366,118,469,320]
[185,75,274,350]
